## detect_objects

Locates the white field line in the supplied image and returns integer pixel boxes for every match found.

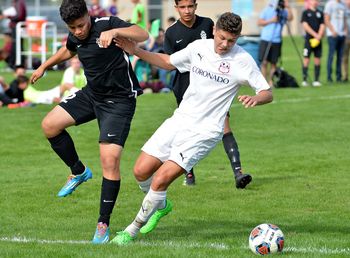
[1,236,350,255]
[231,94,350,107]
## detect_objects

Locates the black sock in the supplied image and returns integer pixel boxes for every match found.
[98,177,120,226]
[184,168,195,176]
[47,130,85,175]
[222,132,241,176]
[302,66,308,81]
[315,65,320,81]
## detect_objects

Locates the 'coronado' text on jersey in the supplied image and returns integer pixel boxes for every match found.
[192,66,230,84]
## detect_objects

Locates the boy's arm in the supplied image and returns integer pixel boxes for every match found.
[115,37,175,70]
[30,46,75,84]
[99,25,149,48]
[302,22,319,39]
[238,89,273,108]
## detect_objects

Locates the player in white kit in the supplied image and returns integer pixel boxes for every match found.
[111,12,273,245]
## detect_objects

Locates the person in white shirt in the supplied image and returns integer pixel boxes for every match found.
[24,56,86,104]
[324,0,347,82]
[110,12,273,245]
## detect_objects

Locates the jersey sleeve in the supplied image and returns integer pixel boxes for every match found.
[163,29,174,54]
[169,43,193,73]
[320,12,324,24]
[301,10,306,23]
[66,34,77,52]
[109,16,132,28]
[239,53,270,93]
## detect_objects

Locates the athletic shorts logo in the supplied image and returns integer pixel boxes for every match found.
[107,133,116,137]
[176,39,183,44]
[179,152,186,161]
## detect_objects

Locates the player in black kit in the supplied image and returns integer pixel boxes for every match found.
[30,0,148,244]
[164,0,252,188]
[301,0,325,87]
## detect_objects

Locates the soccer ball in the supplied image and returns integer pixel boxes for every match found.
[249,223,284,255]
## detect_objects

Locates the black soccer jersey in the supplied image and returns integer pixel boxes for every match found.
[301,9,324,40]
[164,15,214,104]
[66,16,142,98]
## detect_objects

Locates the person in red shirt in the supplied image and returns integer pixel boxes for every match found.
[0,0,27,69]
[89,0,107,17]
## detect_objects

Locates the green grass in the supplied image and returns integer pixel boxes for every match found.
[0,37,350,257]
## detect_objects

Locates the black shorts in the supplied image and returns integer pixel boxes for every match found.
[258,40,281,64]
[59,87,136,146]
[303,39,322,58]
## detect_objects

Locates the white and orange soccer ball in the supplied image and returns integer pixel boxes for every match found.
[249,223,285,255]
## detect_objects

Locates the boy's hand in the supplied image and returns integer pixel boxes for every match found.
[114,37,137,55]
[30,67,45,84]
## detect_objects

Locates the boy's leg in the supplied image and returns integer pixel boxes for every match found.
[134,151,163,193]
[111,160,184,245]
[223,116,252,189]
[43,105,90,197]
[93,96,136,243]
[93,143,123,244]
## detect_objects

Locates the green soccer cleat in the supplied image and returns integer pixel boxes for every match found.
[110,231,134,245]
[140,199,173,234]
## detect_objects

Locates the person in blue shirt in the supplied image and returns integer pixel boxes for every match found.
[258,0,293,86]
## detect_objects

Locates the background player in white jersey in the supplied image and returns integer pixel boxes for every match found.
[111,12,273,245]
[30,0,148,244]
[164,0,252,188]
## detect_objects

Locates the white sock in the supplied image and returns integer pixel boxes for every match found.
[137,175,153,193]
[125,188,167,237]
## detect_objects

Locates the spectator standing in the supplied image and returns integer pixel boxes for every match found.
[301,0,325,87]
[342,0,350,81]
[0,31,13,65]
[0,0,27,69]
[25,56,87,104]
[166,16,176,29]
[89,0,107,17]
[324,0,347,82]
[131,0,146,30]
[257,0,293,86]
[107,0,119,16]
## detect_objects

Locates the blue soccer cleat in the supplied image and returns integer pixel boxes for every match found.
[92,222,110,244]
[57,167,92,197]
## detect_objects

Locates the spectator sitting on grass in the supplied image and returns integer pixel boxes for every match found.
[25,56,87,104]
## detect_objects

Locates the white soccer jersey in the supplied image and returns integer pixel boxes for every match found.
[170,39,270,134]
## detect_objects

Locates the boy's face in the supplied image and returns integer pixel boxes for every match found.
[18,81,28,90]
[70,57,81,72]
[67,14,91,41]
[15,68,26,77]
[213,28,239,55]
[175,0,197,23]
[310,0,319,8]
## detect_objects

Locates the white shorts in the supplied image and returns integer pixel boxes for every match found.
[141,115,222,172]
[35,86,60,104]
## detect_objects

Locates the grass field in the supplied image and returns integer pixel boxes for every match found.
[0,36,350,257]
